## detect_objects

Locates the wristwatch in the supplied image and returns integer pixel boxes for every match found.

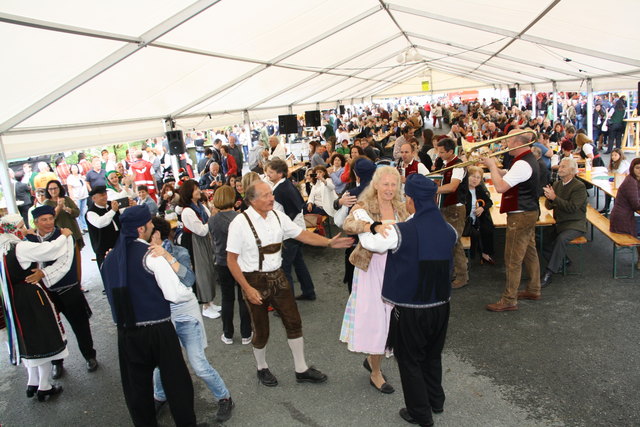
[370,221,382,235]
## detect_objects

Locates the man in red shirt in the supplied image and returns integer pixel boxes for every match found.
[55,157,71,187]
[130,151,157,202]
[77,153,92,175]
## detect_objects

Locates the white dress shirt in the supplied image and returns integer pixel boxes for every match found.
[16,234,74,286]
[226,206,302,272]
[268,143,286,160]
[31,231,76,288]
[138,238,194,304]
[181,206,211,237]
[86,204,119,231]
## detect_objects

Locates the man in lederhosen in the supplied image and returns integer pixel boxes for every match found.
[226,181,352,387]
[482,129,541,312]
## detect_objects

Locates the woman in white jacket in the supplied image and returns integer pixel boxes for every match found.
[304,165,335,215]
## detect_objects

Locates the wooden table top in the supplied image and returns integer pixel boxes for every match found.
[485,184,555,228]
[577,171,619,198]
[289,162,306,174]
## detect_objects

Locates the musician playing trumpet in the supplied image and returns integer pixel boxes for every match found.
[435,138,469,289]
[481,129,541,312]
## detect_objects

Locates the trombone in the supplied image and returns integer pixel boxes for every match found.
[427,129,537,176]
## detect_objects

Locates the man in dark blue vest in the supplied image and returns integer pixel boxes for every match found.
[27,205,98,380]
[356,174,456,426]
[102,205,198,426]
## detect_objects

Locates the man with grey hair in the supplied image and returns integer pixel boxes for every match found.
[228,134,243,175]
[226,180,353,387]
[539,157,587,288]
[265,135,286,161]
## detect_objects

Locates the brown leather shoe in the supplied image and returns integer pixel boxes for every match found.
[486,301,518,312]
[517,291,541,300]
[451,280,468,289]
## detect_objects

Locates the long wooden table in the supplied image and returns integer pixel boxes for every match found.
[577,170,619,209]
[577,170,618,194]
[289,162,307,175]
[484,181,555,250]
[485,184,555,228]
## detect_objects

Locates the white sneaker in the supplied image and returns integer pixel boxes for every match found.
[220,334,233,345]
[202,306,221,319]
[211,304,222,312]
[241,333,253,345]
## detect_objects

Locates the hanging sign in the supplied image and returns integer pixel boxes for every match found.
[421,81,430,91]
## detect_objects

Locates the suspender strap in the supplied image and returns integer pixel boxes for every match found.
[242,210,282,271]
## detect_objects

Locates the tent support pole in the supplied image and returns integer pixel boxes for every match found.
[243,110,252,132]
[586,79,594,140]
[552,81,558,123]
[0,135,18,214]
[531,84,537,118]
[163,119,180,184]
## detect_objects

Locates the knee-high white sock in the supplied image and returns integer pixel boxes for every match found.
[26,366,39,387]
[253,346,268,370]
[38,364,52,391]
[287,337,308,373]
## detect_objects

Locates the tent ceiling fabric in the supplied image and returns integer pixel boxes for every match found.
[1,0,639,159]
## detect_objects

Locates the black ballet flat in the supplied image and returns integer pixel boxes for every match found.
[363,357,388,381]
[26,385,37,398]
[363,357,372,373]
[480,255,496,265]
[37,385,63,402]
[369,378,395,394]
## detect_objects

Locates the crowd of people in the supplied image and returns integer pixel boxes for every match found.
[1,93,639,426]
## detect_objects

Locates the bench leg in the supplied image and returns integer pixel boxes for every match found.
[613,245,636,279]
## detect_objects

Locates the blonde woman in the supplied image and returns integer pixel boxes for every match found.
[340,166,409,394]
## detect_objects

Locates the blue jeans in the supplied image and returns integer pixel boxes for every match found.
[242,145,249,162]
[195,151,204,164]
[76,198,88,230]
[153,318,229,401]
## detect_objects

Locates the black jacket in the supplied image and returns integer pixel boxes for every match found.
[465,184,494,227]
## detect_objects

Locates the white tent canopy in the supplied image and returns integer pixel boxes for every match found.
[1,0,639,160]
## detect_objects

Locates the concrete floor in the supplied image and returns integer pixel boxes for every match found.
[1,211,639,427]
[2,123,639,426]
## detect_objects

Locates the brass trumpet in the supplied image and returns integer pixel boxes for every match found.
[427,129,537,176]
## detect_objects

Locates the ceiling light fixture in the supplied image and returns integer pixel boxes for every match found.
[396,46,424,64]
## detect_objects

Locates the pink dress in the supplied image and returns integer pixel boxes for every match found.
[340,252,393,354]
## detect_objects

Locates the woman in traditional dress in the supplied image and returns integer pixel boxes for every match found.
[340,166,409,394]
[0,214,73,401]
[178,180,219,319]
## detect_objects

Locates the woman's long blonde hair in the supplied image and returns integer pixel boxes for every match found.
[357,166,408,221]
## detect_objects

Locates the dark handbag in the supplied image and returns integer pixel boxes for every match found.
[462,217,474,237]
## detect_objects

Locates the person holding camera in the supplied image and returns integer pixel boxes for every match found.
[105,170,135,211]
[198,162,224,190]
[304,166,334,216]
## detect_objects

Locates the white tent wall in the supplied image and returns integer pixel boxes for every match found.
[374,69,494,98]
[1,0,639,162]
